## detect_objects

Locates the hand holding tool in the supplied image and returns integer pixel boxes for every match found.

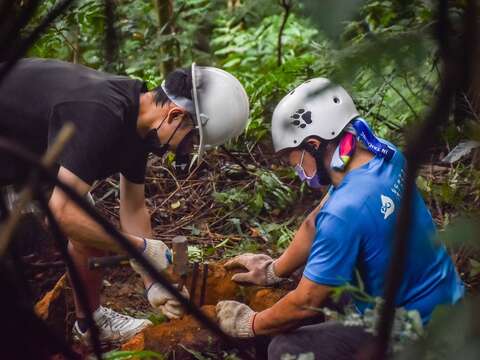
[148,236,189,318]
[147,282,189,319]
[130,238,172,276]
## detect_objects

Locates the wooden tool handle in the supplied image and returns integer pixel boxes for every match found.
[172,235,188,277]
[88,255,129,269]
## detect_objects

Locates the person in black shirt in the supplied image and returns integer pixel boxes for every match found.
[0,58,250,345]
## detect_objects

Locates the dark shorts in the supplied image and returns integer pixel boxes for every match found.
[268,322,375,360]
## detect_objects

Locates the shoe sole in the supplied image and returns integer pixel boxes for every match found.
[72,325,150,350]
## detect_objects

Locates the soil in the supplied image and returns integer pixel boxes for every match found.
[17,154,478,359]
[33,267,151,341]
[35,273,68,321]
[142,305,220,356]
[35,259,292,359]
[166,262,292,308]
[117,264,293,359]
[121,304,263,360]
[249,287,287,312]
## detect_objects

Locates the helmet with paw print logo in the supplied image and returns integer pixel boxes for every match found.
[271,77,359,152]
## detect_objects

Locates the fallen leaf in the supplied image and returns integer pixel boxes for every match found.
[171,201,181,209]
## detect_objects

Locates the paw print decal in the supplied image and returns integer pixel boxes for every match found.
[290,109,312,128]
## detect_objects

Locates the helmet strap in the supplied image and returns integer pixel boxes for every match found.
[145,115,184,157]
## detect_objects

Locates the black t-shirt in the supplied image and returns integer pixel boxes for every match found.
[0,58,148,185]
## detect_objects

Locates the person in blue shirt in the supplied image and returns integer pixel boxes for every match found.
[215,78,464,359]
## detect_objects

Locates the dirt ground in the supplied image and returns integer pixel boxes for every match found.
[34,253,295,359]
[14,156,479,359]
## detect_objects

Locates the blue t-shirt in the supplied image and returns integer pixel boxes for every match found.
[303,145,464,324]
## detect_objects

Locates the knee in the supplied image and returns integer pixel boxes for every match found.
[68,240,104,258]
[68,240,87,260]
[68,240,85,255]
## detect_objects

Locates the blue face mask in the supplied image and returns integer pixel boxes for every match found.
[294,150,323,189]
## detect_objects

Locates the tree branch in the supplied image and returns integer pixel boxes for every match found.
[277,0,292,66]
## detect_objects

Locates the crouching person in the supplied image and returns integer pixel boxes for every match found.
[0,58,249,346]
[216,78,464,359]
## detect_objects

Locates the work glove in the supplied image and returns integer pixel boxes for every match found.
[130,238,172,277]
[224,253,285,286]
[147,283,190,320]
[216,301,256,338]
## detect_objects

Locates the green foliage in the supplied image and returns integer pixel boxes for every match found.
[307,297,423,354]
[469,259,480,278]
[114,0,162,85]
[251,219,296,250]
[213,168,296,217]
[436,215,480,288]
[24,1,480,357]
[147,312,167,326]
[28,0,105,65]
[418,164,480,219]
[223,238,261,257]
[397,297,480,359]
[28,0,221,86]
[438,215,480,249]
[187,244,205,262]
[332,4,436,144]
[212,167,299,250]
[28,0,477,257]
[29,0,439,145]
[212,9,322,144]
[103,350,165,360]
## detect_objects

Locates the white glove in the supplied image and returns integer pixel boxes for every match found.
[147,283,189,320]
[224,253,284,286]
[130,238,172,277]
[216,301,256,338]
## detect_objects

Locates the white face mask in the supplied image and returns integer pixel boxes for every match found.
[294,150,323,189]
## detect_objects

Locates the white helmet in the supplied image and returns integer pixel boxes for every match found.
[271,77,359,153]
[191,63,249,163]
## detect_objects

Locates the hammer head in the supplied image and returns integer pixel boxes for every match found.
[172,235,188,277]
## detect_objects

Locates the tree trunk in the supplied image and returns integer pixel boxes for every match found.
[156,0,175,77]
[228,0,241,11]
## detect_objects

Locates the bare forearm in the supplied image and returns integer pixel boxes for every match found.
[120,205,152,238]
[254,277,331,335]
[254,290,320,335]
[274,219,316,277]
[56,204,144,252]
[120,206,154,288]
[275,194,330,278]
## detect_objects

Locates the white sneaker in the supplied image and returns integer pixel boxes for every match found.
[73,306,152,346]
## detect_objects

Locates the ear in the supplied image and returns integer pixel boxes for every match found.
[166,106,186,124]
[305,138,322,151]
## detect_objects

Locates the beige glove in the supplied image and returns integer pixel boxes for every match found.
[147,283,189,320]
[216,301,256,338]
[130,238,172,277]
[224,253,284,286]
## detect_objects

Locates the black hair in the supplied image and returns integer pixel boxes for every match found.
[153,67,193,106]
